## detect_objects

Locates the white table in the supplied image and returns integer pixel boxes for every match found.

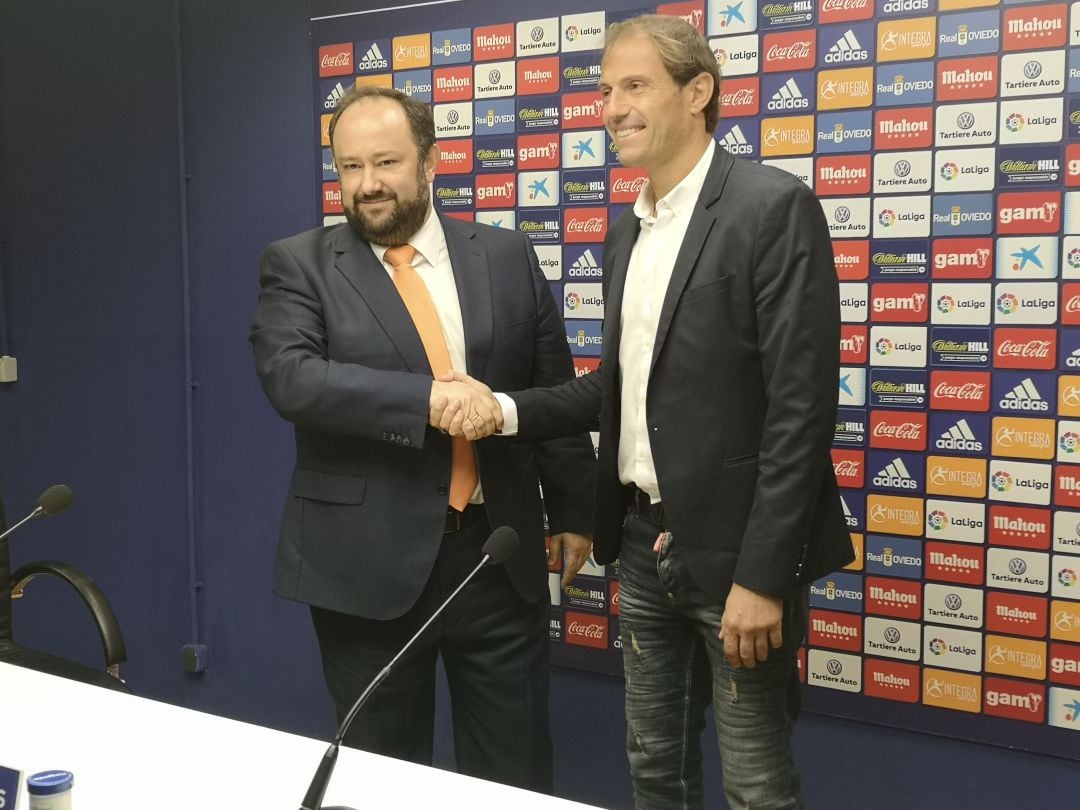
[0,662,601,809]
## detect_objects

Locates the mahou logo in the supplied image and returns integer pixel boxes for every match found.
[1002,6,1067,51]
[997,192,1062,236]
[832,448,865,488]
[323,182,342,214]
[865,575,922,619]
[834,240,870,280]
[870,410,927,450]
[319,43,354,77]
[437,139,473,174]
[565,611,608,649]
[932,238,993,279]
[994,328,1056,370]
[936,55,998,102]
[819,0,874,25]
[874,106,933,150]
[817,155,872,196]
[564,208,608,244]
[721,77,760,117]
[609,167,648,204]
[986,591,1048,636]
[930,370,991,411]
[763,31,817,73]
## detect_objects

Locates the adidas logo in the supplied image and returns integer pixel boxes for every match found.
[872,457,918,490]
[1000,378,1049,412]
[825,29,869,64]
[721,125,753,156]
[323,81,348,110]
[841,495,858,528]
[767,78,809,111]
[358,42,388,70]
[1067,347,1080,369]
[568,249,601,278]
[936,418,983,452]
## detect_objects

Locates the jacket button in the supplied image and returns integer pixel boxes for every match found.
[403,437,411,447]
[436,483,449,496]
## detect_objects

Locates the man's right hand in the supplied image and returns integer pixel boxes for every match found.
[430,375,503,440]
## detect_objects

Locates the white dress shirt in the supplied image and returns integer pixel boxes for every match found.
[372,201,482,502]
[618,140,716,503]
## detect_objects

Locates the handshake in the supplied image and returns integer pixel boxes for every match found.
[429,371,504,440]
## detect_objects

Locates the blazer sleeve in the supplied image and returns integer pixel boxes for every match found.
[518,242,598,534]
[249,238,432,446]
[732,182,841,595]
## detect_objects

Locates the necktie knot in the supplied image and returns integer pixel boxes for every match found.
[385,244,417,269]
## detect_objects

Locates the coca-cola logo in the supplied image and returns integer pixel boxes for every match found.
[568,621,604,637]
[834,460,861,476]
[766,42,812,61]
[566,614,608,649]
[934,382,985,399]
[723,88,756,106]
[998,340,1052,358]
[874,422,922,439]
[567,217,605,233]
[611,177,647,193]
[321,52,350,67]
[822,0,870,8]
[1066,296,1080,313]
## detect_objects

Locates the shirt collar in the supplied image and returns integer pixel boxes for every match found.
[371,192,443,266]
[632,140,716,222]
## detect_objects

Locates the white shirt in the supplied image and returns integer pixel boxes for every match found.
[372,201,481,503]
[499,143,715,507]
[617,140,716,503]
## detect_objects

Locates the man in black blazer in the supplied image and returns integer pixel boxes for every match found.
[441,15,853,810]
[250,85,594,793]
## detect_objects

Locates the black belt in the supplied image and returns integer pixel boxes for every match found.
[444,503,486,534]
[628,486,665,527]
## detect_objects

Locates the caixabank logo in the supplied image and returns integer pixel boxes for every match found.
[997,236,1059,280]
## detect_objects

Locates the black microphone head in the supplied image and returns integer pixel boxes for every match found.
[37,484,73,515]
[482,526,519,564]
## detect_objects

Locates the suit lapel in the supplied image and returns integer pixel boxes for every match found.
[442,214,493,379]
[601,215,639,364]
[650,148,736,375]
[332,226,431,374]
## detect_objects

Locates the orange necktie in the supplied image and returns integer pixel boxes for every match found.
[385,244,478,511]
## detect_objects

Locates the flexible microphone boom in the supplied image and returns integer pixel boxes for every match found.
[0,484,74,543]
[298,525,520,810]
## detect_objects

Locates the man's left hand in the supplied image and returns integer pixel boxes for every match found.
[719,583,784,669]
[549,532,593,589]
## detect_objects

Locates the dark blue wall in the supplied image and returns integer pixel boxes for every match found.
[0,3,1076,810]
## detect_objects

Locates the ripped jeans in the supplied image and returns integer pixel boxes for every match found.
[617,512,806,810]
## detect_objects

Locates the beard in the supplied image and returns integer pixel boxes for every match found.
[343,168,431,247]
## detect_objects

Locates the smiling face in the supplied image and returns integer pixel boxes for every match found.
[599,31,714,200]
[331,96,437,245]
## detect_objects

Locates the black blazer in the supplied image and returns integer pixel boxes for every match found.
[251,214,595,619]
[512,147,854,601]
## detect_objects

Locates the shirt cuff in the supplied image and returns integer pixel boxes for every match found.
[493,393,519,435]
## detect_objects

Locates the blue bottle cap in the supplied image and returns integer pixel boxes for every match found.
[27,770,74,795]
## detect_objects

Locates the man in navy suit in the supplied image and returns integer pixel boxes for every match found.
[441,15,853,810]
[250,85,594,792]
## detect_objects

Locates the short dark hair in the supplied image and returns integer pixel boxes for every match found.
[604,14,722,133]
[328,85,436,162]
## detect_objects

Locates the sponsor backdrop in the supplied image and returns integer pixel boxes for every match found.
[312,0,1080,757]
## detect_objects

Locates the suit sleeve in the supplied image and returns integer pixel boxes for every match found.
[732,182,841,596]
[249,239,432,446]
[518,242,597,534]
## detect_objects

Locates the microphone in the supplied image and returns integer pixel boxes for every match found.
[0,484,74,543]
[299,525,519,810]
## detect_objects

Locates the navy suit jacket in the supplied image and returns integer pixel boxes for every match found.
[511,148,854,601]
[251,214,595,619]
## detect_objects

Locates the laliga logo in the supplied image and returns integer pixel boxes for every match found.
[929,638,947,655]
[878,210,897,227]
[1006,113,1025,133]
[875,337,893,355]
[991,471,1012,492]
[996,293,1019,315]
[565,24,579,41]
[1062,432,1080,455]
[565,292,581,310]
[927,509,948,530]
[1060,569,1078,588]
[1068,248,1080,269]
[940,162,959,181]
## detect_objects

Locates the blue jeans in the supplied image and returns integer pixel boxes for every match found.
[618,512,805,810]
